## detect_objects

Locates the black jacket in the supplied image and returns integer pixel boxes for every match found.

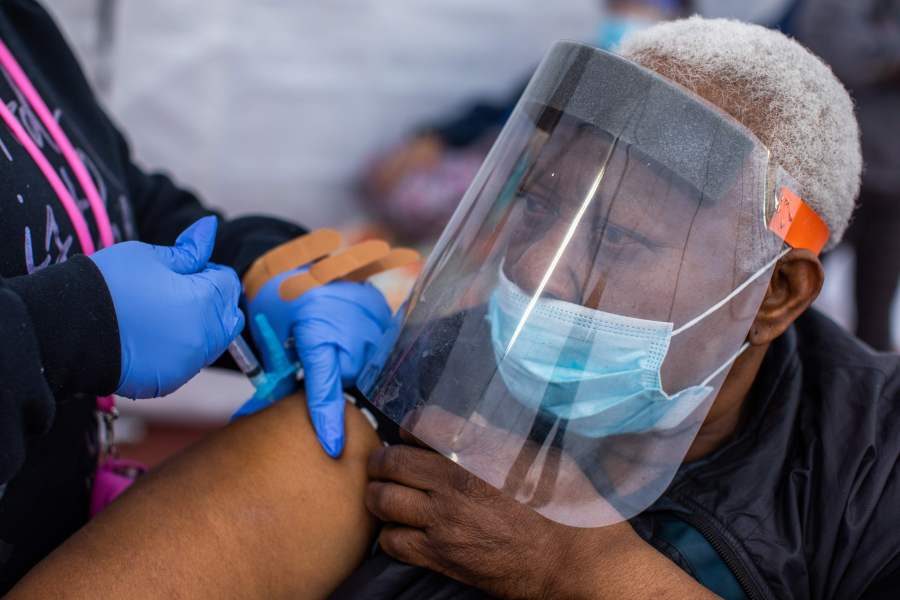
[641,310,900,599]
[0,0,303,590]
[334,310,900,599]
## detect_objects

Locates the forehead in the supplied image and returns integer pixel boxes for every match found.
[504,114,759,320]
[522,116,707,223]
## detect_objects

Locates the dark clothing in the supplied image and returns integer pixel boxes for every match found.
[795,0,900,351]
[843,188,900,351]
[336,309,900,599]
[0,0,303,590]
[797,0,900,196]
[422,81,526,149]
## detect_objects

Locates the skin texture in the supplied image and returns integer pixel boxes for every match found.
[367,429,721,600]
[8,394,381,600]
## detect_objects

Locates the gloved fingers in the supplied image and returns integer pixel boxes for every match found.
[337,341,378,386]
[278,240,391,301]
[298,281,393,330]
[197,263,245,354]
[293,298,390,358]
[344,247,421,283]
[231,308,246,343]
[243,229,341,302]
[153,216,218,274]
[300,343,346,458]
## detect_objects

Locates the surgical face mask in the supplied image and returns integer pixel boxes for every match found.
[595,15,656,51]
[488,252,786,438]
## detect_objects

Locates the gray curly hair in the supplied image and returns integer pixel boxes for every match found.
[619,16,862,250]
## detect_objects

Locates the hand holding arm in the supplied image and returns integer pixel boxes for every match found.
[365,412,720,600]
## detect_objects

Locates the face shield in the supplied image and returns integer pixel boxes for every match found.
[358,42,828,527]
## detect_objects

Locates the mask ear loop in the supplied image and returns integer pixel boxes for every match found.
[670,245,791,390]
[671,247,791,337]
[699,341,751,388]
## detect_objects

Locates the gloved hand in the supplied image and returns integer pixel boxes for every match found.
[248,276,391,457]
[240,229,418,457]
[90,216,244,398]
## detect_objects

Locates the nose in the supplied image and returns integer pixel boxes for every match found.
[504,222,600,305]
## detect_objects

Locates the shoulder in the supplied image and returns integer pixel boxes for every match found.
[792,309,900,469]
[790,309,900,597]
[794,308,900,412]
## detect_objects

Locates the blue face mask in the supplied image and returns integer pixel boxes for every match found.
[595,15,656,51]
[487,255,784,438]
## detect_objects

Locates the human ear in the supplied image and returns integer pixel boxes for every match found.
[747,249,825,345]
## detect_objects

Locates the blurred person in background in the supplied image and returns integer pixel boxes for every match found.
[690,0,803,32]
[795,0,900,352]
[360,0,685,245]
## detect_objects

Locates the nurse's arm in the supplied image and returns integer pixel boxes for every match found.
[8,394,380,599]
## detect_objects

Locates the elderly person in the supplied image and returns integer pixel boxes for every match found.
[10,17,899,600]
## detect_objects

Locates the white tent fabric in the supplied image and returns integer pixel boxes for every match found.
[43,0,600,228]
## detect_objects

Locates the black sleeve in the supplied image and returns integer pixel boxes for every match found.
[122,140,307,278]
[861,565,900,600]
[0,256,120,484]
[8,0,308,277]
[121,153,309,371]
[424,79,529,148]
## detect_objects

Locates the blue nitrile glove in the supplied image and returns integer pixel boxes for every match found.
[248,275,392,457]
[90,216,245,398]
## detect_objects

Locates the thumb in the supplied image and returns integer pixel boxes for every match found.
[154,216,218,274]
[299,342,346,458]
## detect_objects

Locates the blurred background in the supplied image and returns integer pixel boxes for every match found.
[39,0,899,461]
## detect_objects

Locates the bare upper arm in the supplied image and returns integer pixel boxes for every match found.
[10,394,381,599]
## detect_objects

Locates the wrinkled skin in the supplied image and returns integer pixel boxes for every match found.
[364,408,673,600]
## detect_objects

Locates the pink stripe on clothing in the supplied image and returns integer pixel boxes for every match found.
[0,99,96,254]
[0,38,114,249]
[0,39,119,414]
[0,39,134,516]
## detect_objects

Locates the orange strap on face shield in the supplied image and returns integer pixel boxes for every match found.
[768,188,830,256]
[242,229,421,303]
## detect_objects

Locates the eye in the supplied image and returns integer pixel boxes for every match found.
[523,194,557,217]
[604,223,641,246]
[598,221,657,251]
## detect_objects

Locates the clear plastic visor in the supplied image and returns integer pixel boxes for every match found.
[359,43,788,527]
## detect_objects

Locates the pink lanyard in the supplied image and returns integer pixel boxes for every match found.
[2,39,147,514]
[0,39,117,416]
[0,38,114,255]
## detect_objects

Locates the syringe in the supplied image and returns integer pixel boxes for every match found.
[228,314,302,418]
[227,335,267,389]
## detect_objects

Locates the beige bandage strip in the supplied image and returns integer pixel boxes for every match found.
[278,240,391,301]
[344,248,421,283]
[243,228,342,302]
